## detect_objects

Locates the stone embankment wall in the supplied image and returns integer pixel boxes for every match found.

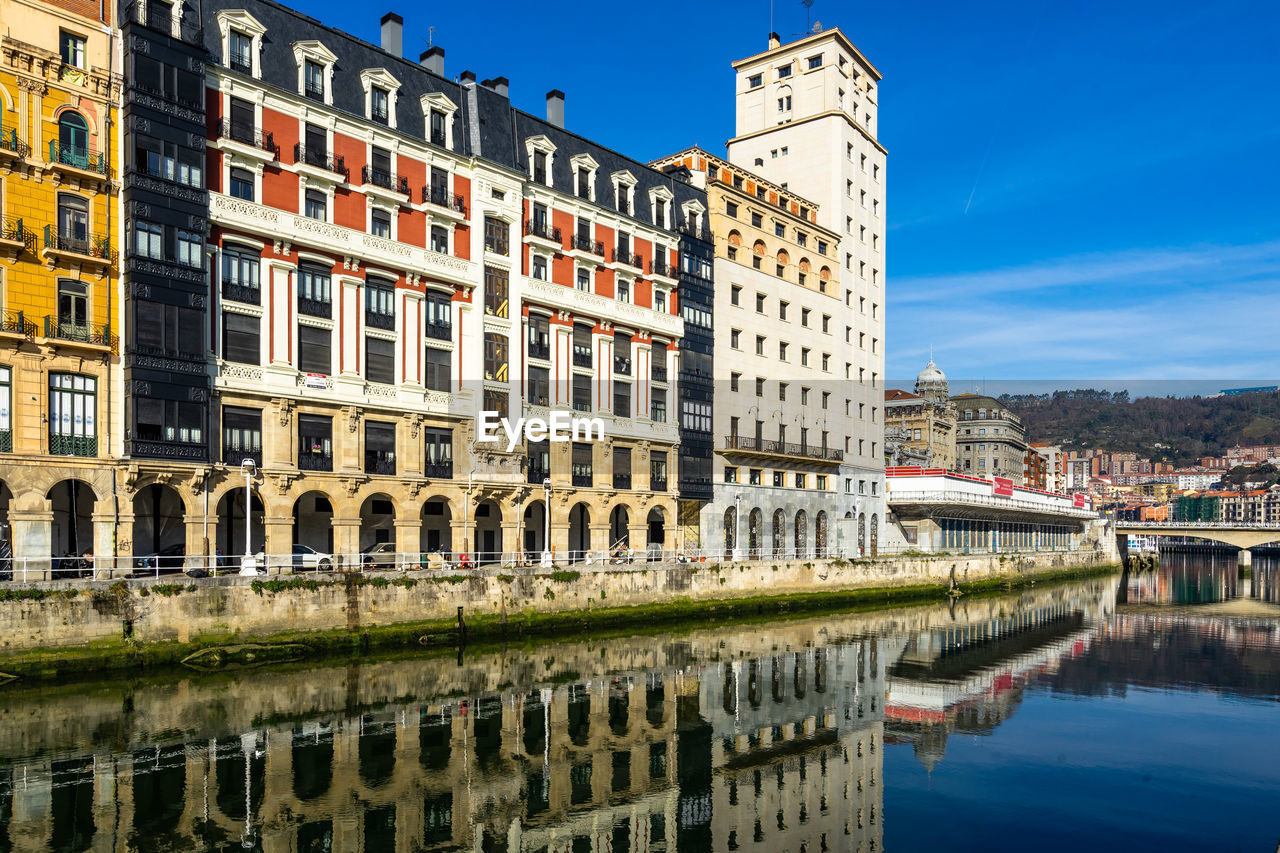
[0,549,1115,661]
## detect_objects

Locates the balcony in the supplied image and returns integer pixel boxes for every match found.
[46,140,113,186]
[125,2,203,44]
[649,256,676,280]
[298,452,333,472]
[722,435,844,465]
[421,185,467,216]
[527,466,549,485]
[523,219,562,248]
[304,82,325,102]
[50,433,97,457]
[0,216,34,262]
[217,120,278,160]
[294,144,347,180]
[611,247,643,269]
[528,341,550,361]
[365,309,395,331]
[425,320,452,341]
[572,346,592,368]
[651,477,668,493]
[42,226,116,273]
[365,452,397,476]
[228,55,252,75]
[298,296,332,319]
[0,430,10,453]
[614,355,631,375]
[652,363,667,383]
[572,399,591,413]
[225,448,263,468]
[569,234,604,257]
[0,310,36,338]
[572,472,593,488]
[361,166,409,197]
[44,316,118,351]
[429,128,447,148]
[0,127,30,164]
[424,461,453,479]
[613,473,632,490]
[222,279,260,305]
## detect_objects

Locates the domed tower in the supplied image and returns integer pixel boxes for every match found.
[914,359,949,404]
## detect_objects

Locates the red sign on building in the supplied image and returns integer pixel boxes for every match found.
[1074,493,1089,508]
[993,477,1014,497]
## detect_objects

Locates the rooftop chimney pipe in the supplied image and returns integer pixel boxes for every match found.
[768,31,781,49]
[546,89,564,128]
[420,45,445,76]
[380,12,403,58]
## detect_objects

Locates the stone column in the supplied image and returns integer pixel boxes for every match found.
[185,514,216,573]
[9,506,51,580]
[450,519,471,559]
[590,522,611,562]
[331,516,360,567]
[263,515,294,573]
[550,520,570,562]
[395,519,421,569]
[92,506,125,576]
[500,520,519,565]
[628,523,648,556]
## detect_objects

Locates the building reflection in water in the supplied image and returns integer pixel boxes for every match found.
[0,576,1150,852]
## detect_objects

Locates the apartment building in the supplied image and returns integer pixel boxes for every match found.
[652,148,845,558]
[883,359,957,471]
[0,0,121,565]
[722,29,888,552]
[951,394,1028,484]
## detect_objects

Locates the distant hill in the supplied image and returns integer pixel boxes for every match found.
[997,389,1280,465]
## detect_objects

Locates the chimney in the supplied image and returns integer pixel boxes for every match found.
[768,31,781,49]
[460,70,476,84]
[380,12,403,57]
[546,89,564,128]
[491,76,509,98]
[420,45,444,76]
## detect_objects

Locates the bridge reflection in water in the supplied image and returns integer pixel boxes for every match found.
[3,571,1275,852]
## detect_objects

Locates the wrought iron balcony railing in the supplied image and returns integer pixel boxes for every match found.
[524,219,561,243]
[612,247,642,268]
[365,310,395,331]
[50,433,97,457]
[44,316,117,349]
[47,140,112,177]
[0,310,36,337]
[649,256,673,278]
[219,120,278,157]
[294,144,347,179]
[362,166,409,195]
[528,341,550,361]
[527,466,550,485]
[424,461,453,479]
[0,216,33,251]
[222,280,260,305]
[613,473,632,490]
[297,296,332,319]
[652,363,667,383]
[42,227,115,262]
[571,235,604,255]
[298,452,333,472]
[421,184,467,214]
[572,473,593,487]
[365,453,397,475]
[224,448,263,468]
[651,478,668,492]
[304,82,325,102]
[0,127,30,158]
[429,128,447,148]
[425,320,452,341]
[228,56,252,75]
[722,435,844,462]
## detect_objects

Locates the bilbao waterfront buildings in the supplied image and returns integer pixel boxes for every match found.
[0,0,888,570]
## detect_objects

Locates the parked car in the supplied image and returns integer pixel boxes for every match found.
[289,544,333,572]
[132,543,186,576]
[360,542,397,570]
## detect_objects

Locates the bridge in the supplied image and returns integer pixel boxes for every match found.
[1115,521,1280,565]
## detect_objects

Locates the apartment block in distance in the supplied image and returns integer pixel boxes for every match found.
[722,28,889,554]
[0,0,121,569]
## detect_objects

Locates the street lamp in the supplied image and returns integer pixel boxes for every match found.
[541,478,553,567]
[238,458,259,576]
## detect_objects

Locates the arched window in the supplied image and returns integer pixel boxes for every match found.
[798,258,811,273]
[748,508,762,558]
[858,512,866,556]
[723,507,736,559]
[815,511,828,558]
[772,509,785,557]
[776,249,789,266]
[819,266,832,281]
[752,240,766,256]
[727,230,742,247]
[794,510,808,558]
[57,112,89,163]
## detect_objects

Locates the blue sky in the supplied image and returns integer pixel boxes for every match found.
[321,0,1280,386]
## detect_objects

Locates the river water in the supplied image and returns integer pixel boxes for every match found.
[0,558,1277,852]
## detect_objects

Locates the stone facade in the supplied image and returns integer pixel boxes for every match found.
[951,393,1028,483]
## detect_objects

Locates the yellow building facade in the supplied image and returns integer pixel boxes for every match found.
[0,0,121,569]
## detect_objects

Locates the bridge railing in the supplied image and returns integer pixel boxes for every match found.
[890,489,1099,518]
[1115,521,1280,529]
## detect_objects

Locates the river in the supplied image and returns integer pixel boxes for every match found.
[0,559,1277,852]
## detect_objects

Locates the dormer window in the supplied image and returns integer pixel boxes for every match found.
[360,69,400,128]
[570,153,599,202]
[371,87,389,124]
[680,200,706,236]
[429,111,446,145]
[217,10,266,79]
[524,136,556,187]
[421,92,458,149]
[293,41,338,105]
[533,150,547,184]
[304,60,324,100]
[611,170,636,217]
[649,186,673,229]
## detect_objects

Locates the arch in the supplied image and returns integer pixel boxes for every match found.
[0,480,13,543]
[645,507,666,560]
[819,265,832,281]
[421,496,453,555]
[609,505,631,554]
[752,239,767,256]
[776,248,790,266]
[772,509,785,557]
[723,506,737,559]
[858,512,866,556]
[214,734,265,823]
[216,487,264,567]
[47,480,97,562]
[522,499,547,559]
[293,491,335,554]
[748,508,763,558]
[131,744,186,844]
[815,511,828,558]
[57,111,89,157]
[727,230,742,247]
[473,499,503,564]
[292,723,334,801]
[794,510,808,558]
[358,714,396,788]
[132,483,187,563]
[798,257,811,273]
[358,492,396,551]
[568,502,591,562]
[870,514,879,557]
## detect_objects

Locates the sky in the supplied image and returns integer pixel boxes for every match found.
[311,0,1280,389]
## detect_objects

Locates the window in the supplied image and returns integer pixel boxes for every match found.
[229,30,252,73]
[371,209,391,238]
[755,377,764,397]
[779,382,787,401]
[370,86,389,124]
[532,150,547,184]
[822,353,830,371]
[527,314,550,360]
[801,348,810,366]
[651,389,666,422]
[297,325,331,375]
[222,407,261,463]
[430,225,449,254]
[572,442,593,486]
[304,190,326,221]
[532,255,548,280]
[613,381,630,418]
[779,342,788,360]
[730,329,741,349]
[777,65,792,78]
[429,109,447,146]
[229,167,254,200]
[304,59,325,100]
[572,372,591,411]
[748,73,762,88]
[221,244,259,302]
[60,31,86,68]
[483,332,509,382]
[750,212,762,228]
[176,229,202,268]
[774,222,785,238]
[801,308,810,327]
[576,167,592,199]
[222,311,259,364]
[484,217,508,255]
[731,285,741,306]
[424,427,453,475]
[135,134,204,187]
[424,346,450,391]
[484,266,509,317]
[755,335,765,355]
[528,365,549,405]
[777,95,792,111]
[576,268,591,292]
[298,265,331,311]
[134,397,203,445]
[730,373,740,392]
[365,421,396,474]
[756,293,765,312]
[55,192,89,251]
[800,387,809,405]
[614,331,632,374]
[724,466,738,484]
[133,221,163,259]
[299,415,332,469]
[807,55,822,70]
[49,373,95,452]
[795,473,807,489]
[483,389,509,421]
[725,201,738,218]
[773,471,784,487]
[616,279,630,303]
[135,301,202,358]
[366,337,395,384]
